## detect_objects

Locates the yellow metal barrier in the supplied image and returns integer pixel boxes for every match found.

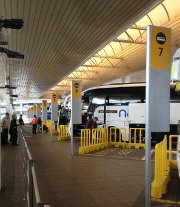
[58,125,70,141]
[151,136,170,199]
[127,128,145,149]
[109,127,127,147]
[44,120,58,135]
[92,128,108,150]
[79,128,108,154]
[79,129,91,154]
[169,135,178,168]
[44,120,51,131]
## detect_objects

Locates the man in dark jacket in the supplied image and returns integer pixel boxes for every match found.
[18,114,24,125]
[9,114,18,145]
[1,112,10,144]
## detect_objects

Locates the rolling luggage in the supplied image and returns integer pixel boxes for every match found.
[1,129,8,144]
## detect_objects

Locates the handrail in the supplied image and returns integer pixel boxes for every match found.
[31,166,41,204]
[19,126,50,207]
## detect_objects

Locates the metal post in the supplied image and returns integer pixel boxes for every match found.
[0,105,1,191]
[71,122,74,155]
[0,127,1,191]
[51,122,53,141]
[145,25,171,207]
[42,122,43,135]
[104,94,107,127]
[145,25,151,207]
[17,126,19,145]
[28,160,34,207]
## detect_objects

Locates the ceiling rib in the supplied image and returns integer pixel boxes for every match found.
[113,39,146,44]
[93,55,123,60]
[76,70,98,74]
[129,26,146,30]
[82,65,118,69]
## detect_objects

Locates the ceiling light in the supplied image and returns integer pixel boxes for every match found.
[10,95,18,98]
[0,18,23,29]
[0,47,24,59]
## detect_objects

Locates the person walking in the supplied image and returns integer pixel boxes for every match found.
[1,112,10,144]
[9,114,18,145]
[18,114,24,126]
[32,115,38,134]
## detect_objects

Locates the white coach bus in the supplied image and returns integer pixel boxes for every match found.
[84,83,180,143]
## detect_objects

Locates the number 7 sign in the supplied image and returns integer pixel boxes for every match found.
[150,26,171,70]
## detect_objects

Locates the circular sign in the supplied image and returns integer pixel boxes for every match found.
[74,83,79,88]
[156,32,166,45]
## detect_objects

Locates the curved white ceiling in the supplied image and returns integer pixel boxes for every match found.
[50,0,180,97]
[0,0,162,101]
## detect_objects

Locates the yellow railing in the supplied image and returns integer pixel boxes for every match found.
[79,128,108,154]
[151,136,170,199]
[44,120,51,131]
[127,128,145,149]
[109,127,127,147]
[79,127,146,153]
[169,135,178,168]
[58,125,70,141]
[92,128,108,148]
[44,120,58,135]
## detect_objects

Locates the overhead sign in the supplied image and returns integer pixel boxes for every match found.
[42,100,47,121]
[71,80,82,124]
[42,100,47,109]
[36,104,41,117]
[51,93,58,106]
[51,93,58,121]
[151,27,171,70]
[148,26,171,132]
[72,81,81,98]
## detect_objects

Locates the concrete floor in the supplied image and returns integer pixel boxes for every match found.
[1,126,179,207]
[0,143,27,207]
[26,133,145,207]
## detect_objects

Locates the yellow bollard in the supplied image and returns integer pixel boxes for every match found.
[151,136,170,199]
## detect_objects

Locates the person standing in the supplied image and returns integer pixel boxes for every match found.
[92,117,98,128]
[1,112,10,144]
[9,114,18,145]
[18,114,24,126]
[85,115,93,129]
[85,116,98,129]
[32,115,38,134]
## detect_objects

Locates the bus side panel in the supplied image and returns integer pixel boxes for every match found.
[129,102,180,142]
[170,103,180,125]
[129,103,145,124]
[94,105,130,141]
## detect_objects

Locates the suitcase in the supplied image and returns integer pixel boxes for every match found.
[1,129,8,144]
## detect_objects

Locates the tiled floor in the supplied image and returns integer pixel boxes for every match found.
[0,144,27,207]
[26,133,145,207]
[1,128,179,207]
